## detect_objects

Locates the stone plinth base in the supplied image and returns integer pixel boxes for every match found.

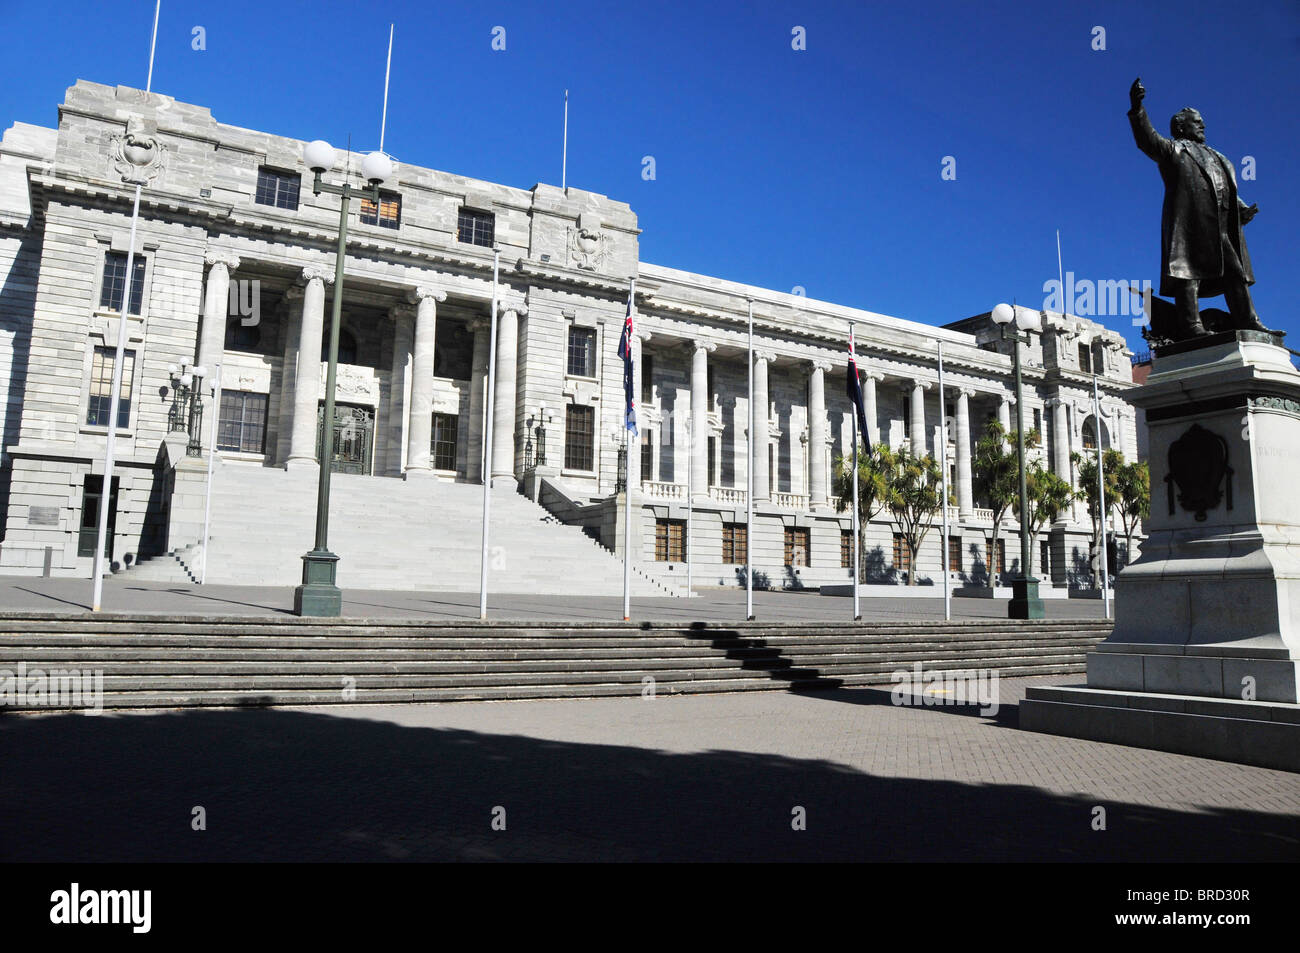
[1020,684,1300,772]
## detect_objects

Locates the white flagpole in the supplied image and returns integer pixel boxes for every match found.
[850,324,861,621]
[623,278,636,622]
[379,23,394,153]
[92,0,161,611]
[938,342,951,621]
[746,298,755,621]
[1056,230,1066,318]
[685,410,693,597]
[1093,371,1111,618]
[479,248,500,620]
[200,363,221,585]
[562,90,569,192]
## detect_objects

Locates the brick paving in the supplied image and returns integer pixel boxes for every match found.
[0,575,1109,622]
[2,676,1294,861]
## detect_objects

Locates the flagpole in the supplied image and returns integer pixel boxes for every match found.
[685,410,693,597]
[200,363,221,585]
[562,90,568,192]
[623,278,636,622]
[92,0,161,611]
[850,325,861,621]
[478,248,500,620]
[746,298,755,621]
[379,23,393,153]
[938,341,951,621]
[1093,370,1110,618]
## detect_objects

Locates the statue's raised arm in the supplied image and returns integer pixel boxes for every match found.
[1127,77,1172,163]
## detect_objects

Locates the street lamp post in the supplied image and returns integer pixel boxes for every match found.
[293,140,391,617]
[991,302,1045,620]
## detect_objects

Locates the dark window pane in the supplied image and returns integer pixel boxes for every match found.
[255,168,300,210]
[431,413,458,470]
[564,405,594,471]
[86,346,135,428]
[99,251,147,315]
[217,391,268,453]
[457,208,495,247]
[567,327,596,378]
[361,192,401,229]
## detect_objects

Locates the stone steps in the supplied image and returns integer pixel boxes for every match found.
[0,614,1108,710]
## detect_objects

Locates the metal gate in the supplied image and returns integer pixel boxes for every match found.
[316,402,374,475]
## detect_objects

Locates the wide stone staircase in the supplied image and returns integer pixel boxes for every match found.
[124,462,678,596]
[0,614,1110,710]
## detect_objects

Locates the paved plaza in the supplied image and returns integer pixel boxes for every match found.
[0,576,1109,622]
[2,675,1294,862]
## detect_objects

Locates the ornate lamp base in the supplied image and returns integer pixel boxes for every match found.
[294,549,342,617]
[1009,576,1045,620]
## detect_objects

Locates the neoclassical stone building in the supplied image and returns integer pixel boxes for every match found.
[0,81,1138,592]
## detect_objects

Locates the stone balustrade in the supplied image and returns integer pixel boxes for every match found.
[641,480,686,501]
[772,492,809,510]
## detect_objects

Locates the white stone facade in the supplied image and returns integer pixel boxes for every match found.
[0,81,1140,589]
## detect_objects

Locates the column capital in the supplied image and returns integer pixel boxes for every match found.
[204,249,241,272]
[635,328,652,343]
[390,303,416,322]
[692,341,717,355]
[408,286,446,305]
[497,299,527,317]
[753,347,775,365]
[300,265,335,286]
[284,285,305,302]
[810,359,832,374]
[957,387,976,399]
[862,369,884,382]
[912,380,933,391]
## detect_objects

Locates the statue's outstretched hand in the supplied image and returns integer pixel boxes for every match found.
[1130,77,1145,110]
[1242,203,1258,224]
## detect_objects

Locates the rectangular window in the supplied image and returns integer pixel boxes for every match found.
[900,392,910,438]
[564,405,594,471]
[86,346,135,428]
[641,354,653,404]
[641,430,653,482]
[707,366,716,410]
[566,327,596,378]
[1078,341,1092,373]
[1040,539,1051,579]
[98,251,146,315]
[254,167,301,210]
[784,527,810,567]
[1033,408,1042,434]
[893,533,911,573]
[841,529,854,568]
[457,207,495,247]
[217,391,269,453]
[360,191,401,229]
[986,538,1006,576]
[708,437,717,487]
[948,534,963,572]
[77,475,119,558]
[654,518,685,562]
[722,522,747,565]
[431,412,459,470]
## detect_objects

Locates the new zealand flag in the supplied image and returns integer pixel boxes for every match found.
[846,326,870,448]
[617,287,638,436]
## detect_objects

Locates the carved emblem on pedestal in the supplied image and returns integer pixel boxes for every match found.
[1165,423,1233,521]
[109,117,166,185]
[567,213,607,271]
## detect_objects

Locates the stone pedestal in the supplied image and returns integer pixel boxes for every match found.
[1022,332,1300,771]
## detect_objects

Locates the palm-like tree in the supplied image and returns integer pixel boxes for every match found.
[1025,462,1074,580]
[880,445,949,585]
[832,443,892,581]
[1072,447,1125,587]
[971,420,1041,585]
[1112,460,1150,570]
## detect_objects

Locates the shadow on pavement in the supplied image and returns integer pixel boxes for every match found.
[0,706,1293,862]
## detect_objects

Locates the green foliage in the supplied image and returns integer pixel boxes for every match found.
[1113,459,1150,565]
[1025,462,1074,574]
[881,445,950,586]
[831,442,891,527]
[971,419,1041,582]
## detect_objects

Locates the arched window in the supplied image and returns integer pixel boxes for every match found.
[322,328,359,365]
[1082,414,1110,451]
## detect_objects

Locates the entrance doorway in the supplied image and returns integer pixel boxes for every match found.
[316,402,375,475]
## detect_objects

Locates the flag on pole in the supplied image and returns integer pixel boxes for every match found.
[846,326,870,449]
[617,285,638,436]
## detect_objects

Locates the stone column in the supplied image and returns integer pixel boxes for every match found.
[387,305,414,476]
[198,251,239,373]
[690,342,714,501]
[910,381,929,457]
[1052,398,1070,479]
[491,302,523,481]
[404,286,446,479]
[466,318,490,484]
[863,370,881,447]
[808,360,830,509]
[753,349,772,502]
[956,388,974,519]
[276,286,304,466]
[286,267,332,469]
[998,395,1012,434]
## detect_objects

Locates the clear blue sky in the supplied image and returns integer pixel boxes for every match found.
[1,0,1296,345]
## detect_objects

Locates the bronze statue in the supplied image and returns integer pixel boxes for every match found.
[1128,78,1277,342]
